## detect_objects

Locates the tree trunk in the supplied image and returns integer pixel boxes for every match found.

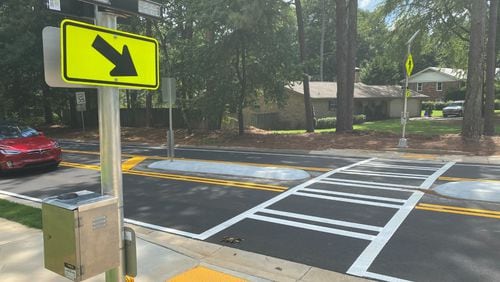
[296,0,315,133]
[484,0,498,136]
[336,0,355,132]
[145,19,153,128]
[42,83,54,124]
[236,39,247,136]
[320,0,327,82]
[462,0,487,140]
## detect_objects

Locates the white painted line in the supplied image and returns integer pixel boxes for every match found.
[196,158,377,240]
[362,271,412,282]
[294,192,403,209]
[345,169,430,178]
[300,188,407,204]
[421,162,456,189]
[260,208,383,232]
[347,161,455,278]
[124,218,202,239]
[247,214,375,241]
[360,163,437,171]
[338,171,427,180]
[0,190,42,203]
[317,180,412,193]
[325,178,420,189]
[375,158,444,165]
[0,190,205,239]
[453,163,500,168]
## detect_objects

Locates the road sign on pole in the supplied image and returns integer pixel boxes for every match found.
[61,19,159,89]
[405,54,414,76]
[398,30,420,148]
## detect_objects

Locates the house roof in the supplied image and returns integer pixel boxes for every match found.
[408,67,500,83]
[287,82,428,99]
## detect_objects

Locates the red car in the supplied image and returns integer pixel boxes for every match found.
[0,124,62,173]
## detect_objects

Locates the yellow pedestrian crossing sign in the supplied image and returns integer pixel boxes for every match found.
[61,19,159,90]
[405,89,411,98]
[405,54,414,76]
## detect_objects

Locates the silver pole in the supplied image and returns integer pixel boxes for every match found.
[169,88,174,162]
[81,111,85,132]
[96,9,125,282]
[398,30,420,148]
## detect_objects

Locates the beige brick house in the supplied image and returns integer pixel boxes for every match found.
[243,82,427,130]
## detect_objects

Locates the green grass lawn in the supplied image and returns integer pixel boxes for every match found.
[273,116,500,136]
[0,199,42,229]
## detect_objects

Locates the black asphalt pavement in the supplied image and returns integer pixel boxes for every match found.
[1,142,500,281]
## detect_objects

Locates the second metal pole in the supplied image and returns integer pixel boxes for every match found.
[96,9,125,282]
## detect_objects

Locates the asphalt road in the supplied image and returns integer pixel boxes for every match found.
[1,141,500,282]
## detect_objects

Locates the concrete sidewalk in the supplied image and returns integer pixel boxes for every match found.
[0,201,368,282]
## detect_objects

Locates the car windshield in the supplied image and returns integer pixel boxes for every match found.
[448,102,463,107]
[0,125,39,140]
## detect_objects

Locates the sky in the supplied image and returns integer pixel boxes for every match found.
[359,0,382,11]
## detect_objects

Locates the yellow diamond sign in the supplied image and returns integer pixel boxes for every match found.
[61,19,159,90]
[405,54,414,76]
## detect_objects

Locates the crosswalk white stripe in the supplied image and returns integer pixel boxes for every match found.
[345,169,430,178]
[325,178,421,189]
[300,188,407,203]
[196,158,377,240]
[338,171,427,180]
[347,161,456,278]
[359,163,438,171]
[260,208,383,232]
[294,192,403,209]
[248,214,375,241]
[317,180,412,192]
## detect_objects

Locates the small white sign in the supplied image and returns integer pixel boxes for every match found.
[76,92,86,105]
[48,0,61,11]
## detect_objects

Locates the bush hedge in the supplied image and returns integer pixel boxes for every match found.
[315,114,366,129]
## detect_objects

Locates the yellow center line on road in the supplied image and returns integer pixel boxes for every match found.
[438,176,500,183]
[122,157,147,171]
[415,203,500,219]
[60,161,287,193]
[62,149,331,172]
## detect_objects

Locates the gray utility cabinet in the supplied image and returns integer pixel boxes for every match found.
[42,190,119,281]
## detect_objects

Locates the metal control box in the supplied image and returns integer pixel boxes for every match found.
[42,191,119,281]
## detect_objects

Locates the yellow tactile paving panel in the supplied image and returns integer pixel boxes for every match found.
[167,266,247,282]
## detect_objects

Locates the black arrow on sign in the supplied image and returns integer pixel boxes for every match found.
[92,35,138,76]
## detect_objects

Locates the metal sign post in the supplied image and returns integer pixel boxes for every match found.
[162,77,176,161]
[76,92,86,132]
[95,10,125,282]
[398,30,419,148]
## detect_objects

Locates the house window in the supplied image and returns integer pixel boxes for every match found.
[417,83,423,92]
[436,82,443,91]
[328,100,337,111]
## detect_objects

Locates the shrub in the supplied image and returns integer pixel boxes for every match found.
[353,114,366,125]
[316,117,336,129]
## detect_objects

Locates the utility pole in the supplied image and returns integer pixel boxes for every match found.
[398,30,420,148]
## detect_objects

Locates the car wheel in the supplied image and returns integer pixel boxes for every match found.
[50,161,61,171]
[443,114,448,118]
